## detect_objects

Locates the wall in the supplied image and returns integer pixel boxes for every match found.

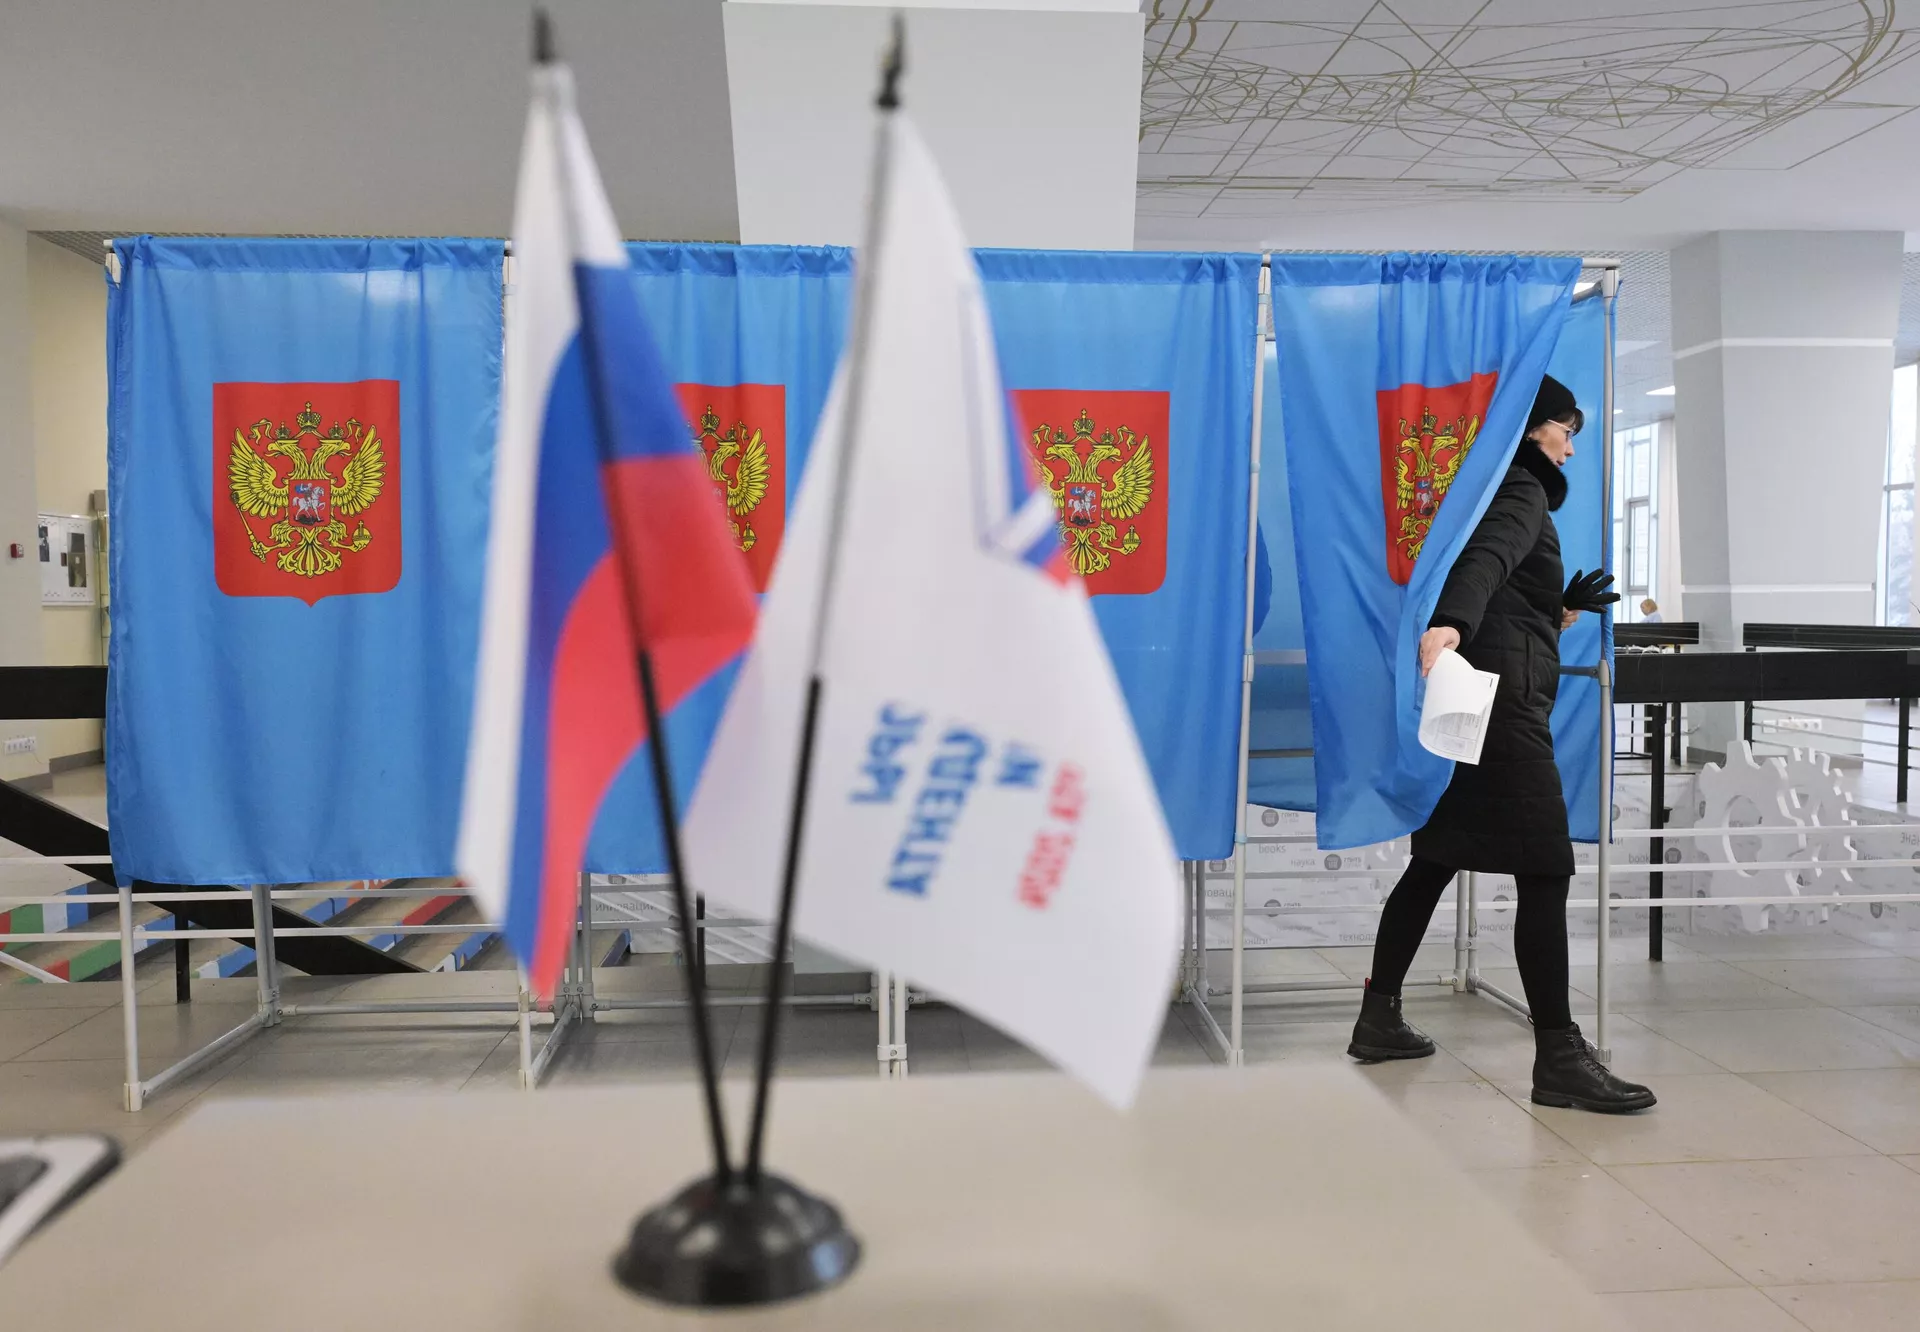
[724,2,1143,248]
[0,217,46,785]
[1671,230,1902,754]
[1902,363,1920,626]
[29,236,107,764]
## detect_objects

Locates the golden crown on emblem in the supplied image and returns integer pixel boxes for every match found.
[1401,407,1441,443]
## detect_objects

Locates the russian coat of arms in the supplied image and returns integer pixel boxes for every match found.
[1017,391,1170,596]
[213,380,402,603]
[692,403,770,554]
[227,402,386,577]
[675,382,786,592]
[1376,372,1497,585]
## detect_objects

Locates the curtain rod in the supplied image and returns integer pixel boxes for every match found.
[100,239,1621,270]
[1257,252,1620,270]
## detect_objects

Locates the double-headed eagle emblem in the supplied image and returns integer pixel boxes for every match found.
[1027,408,1155,577]
[1391,406,1478,570]
[227,402,387,579]
[693,404,770,553]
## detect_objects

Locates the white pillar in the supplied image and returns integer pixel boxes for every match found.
[722,2,1143,249]
[1900,364,1920,626]
[1655,418,1683,621]
[1671,231,1903,756]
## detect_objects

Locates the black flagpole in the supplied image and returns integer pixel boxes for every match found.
[531,9,733,1190]
[555,7,870,1308]
[742,14,906,1186]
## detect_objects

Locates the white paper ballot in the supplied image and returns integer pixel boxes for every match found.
[1419,649,1500,765]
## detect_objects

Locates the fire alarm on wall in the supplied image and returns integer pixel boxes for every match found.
[7,543,23,559]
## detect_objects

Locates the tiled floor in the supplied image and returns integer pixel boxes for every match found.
[6,930,1920,1327]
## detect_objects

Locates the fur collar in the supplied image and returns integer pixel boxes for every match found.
[1513,442,1569,511]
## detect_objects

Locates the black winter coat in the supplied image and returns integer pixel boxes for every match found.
[1410,445,1574,876]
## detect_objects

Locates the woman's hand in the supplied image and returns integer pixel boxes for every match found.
[1419,625,1461,677]
[1561,607,1580,631]
[1563,569,1621,614]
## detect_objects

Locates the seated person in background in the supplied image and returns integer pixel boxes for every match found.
[1640,598,1662,623]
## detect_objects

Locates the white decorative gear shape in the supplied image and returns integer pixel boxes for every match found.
[1689,743,1826,933]
[1778,747,1857,915]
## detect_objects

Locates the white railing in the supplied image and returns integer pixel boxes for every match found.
[0,862,900,1108]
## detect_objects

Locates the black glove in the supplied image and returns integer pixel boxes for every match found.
[1562,568,1621,613]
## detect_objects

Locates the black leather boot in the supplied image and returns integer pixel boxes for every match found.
[1531,1023,1656,1113]
[1347,981,1436,1061]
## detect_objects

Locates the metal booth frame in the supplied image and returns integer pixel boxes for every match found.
[1181,255,1625,1066]
[21,247,1920,1105]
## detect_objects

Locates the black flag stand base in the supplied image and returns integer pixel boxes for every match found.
[612,670,859,1310]
[602,657,861,1310]
[612,1171,861,1308]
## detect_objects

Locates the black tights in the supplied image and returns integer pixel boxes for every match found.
[1368,856,1572,1029]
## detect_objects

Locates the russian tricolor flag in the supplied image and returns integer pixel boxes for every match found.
[459,52,756,996]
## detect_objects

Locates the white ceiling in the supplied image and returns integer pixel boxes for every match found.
[9,0,1920,252]
[1136,0,1920,253]
[0,0,739,240]
[10,0,1920,430]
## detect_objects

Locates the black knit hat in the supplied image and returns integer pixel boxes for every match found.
[1526,373,1582,436]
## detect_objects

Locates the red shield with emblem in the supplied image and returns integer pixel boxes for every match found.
[213,380,401,605]
[1376,371,1498,585]
[1012,389,1169,596]
[674,383,786,593]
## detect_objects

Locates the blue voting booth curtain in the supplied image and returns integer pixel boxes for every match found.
[1247,341,1316,811]
[1275,254,1579,850]
[106,237,503,883]
[106,239,1257,881]
[584,243,854,873]
[977,250,1262,860]
[594,246,1256,868]
[1545,293,1612,842]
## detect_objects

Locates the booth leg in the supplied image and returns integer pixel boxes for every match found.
[893,971,909,1079]
[1463,871,1479,991]
[577,873,596,1023]
[119,883,143,1112]
[517,974,535,1091]
[1452,868,1468,993]
[249,884,281,1027]
[876,968,892,1078]
[1182,867,1198,998]
[1181,861,1195,994]
[1229,844,1246,1068]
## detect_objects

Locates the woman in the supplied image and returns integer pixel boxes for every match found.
[1347,374,1656,1114]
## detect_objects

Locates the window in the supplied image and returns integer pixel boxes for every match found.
[1611,425,1658,621]
[1880,364,1917,626]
